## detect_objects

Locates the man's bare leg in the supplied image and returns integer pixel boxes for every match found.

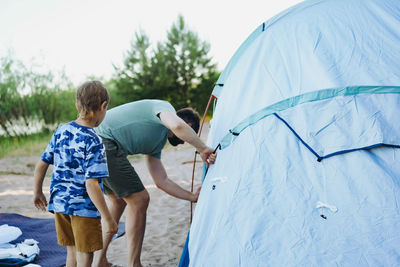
[93,193,126,267]
[123,189,150,267]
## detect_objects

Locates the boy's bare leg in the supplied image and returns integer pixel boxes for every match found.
[66,246,77,267]
[123,189,150,267]
[76,251,93,267]
[93,193,126,267]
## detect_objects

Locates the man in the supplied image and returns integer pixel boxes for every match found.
[93,99,216,267]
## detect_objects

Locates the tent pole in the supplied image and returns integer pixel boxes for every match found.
[190,94,216,224]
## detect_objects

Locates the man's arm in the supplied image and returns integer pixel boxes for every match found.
[158,110,215,167]
[146,155,200,202]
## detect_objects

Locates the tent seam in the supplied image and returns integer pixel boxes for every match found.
[219,86,400,150]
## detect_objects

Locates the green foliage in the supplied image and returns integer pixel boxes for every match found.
[104,79,125,108]
[190,70,220,115]
[112,30,154,103]
[113,15,220,114]
[0,57,28,136]
[0,15,222,155]
[27,71,76,128]
[0,56,76,137]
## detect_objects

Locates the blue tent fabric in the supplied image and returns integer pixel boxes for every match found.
[181,0,400,266]
[208,0,400,151]
[178,232,190,267]
[218,86,400,150]
[0,213,125,267]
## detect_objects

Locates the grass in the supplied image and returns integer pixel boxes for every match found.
[0,131,145,160]
[0,115,212,159]
[0,131,53,158]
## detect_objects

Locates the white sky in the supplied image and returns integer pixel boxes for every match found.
[0,0,303,85]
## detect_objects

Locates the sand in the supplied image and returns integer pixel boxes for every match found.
[0,126,208,266]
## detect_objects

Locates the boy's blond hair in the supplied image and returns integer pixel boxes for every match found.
[76,81,109,119]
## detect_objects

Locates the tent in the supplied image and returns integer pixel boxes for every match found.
[180,0,400,266]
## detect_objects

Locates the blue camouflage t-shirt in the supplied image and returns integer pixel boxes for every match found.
[41,121,108,218]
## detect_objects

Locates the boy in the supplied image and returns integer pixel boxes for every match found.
[33,81,117,267]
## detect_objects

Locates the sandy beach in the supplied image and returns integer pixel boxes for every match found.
[0,125,208,266]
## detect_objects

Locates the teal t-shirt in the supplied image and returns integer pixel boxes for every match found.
[96,99,175,158]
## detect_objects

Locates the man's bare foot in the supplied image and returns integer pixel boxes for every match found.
[92,258,120,267]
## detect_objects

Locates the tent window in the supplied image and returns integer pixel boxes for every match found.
[273,113,400,162]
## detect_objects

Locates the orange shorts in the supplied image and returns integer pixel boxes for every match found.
[54,212,103,253]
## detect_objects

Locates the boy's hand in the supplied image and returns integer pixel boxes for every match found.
[33,192,48,211]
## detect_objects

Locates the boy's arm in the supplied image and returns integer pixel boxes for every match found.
[146,155,200,202]
[86,178,118,235]
[33,160,49,211]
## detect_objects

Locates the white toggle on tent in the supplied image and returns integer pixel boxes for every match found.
[180,0,400,266]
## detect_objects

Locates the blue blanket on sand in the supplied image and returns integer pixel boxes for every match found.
[0,213,125,267]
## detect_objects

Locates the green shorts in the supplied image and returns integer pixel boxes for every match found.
[102,138,145,198]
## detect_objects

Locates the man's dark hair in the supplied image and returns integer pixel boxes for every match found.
[176,108,200,133]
